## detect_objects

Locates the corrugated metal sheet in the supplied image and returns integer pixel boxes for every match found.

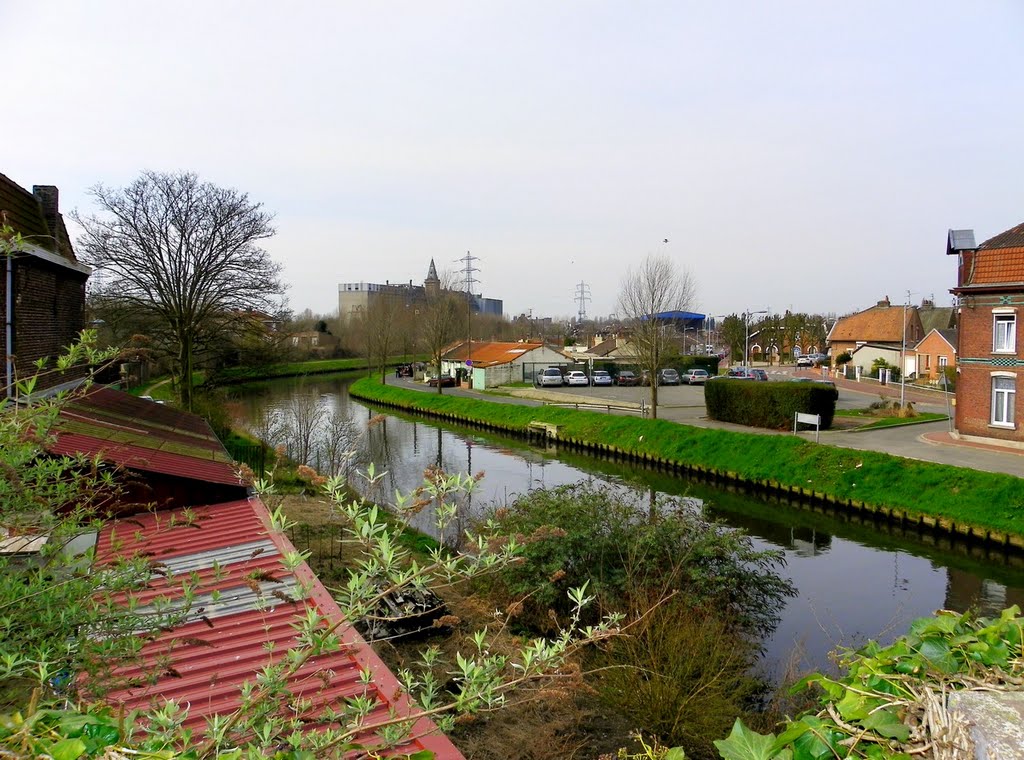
[49,431,243,486]
[94,498,465,759]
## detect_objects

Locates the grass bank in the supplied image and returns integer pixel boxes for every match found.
[214,355,430,384]
[349,377,1024,542]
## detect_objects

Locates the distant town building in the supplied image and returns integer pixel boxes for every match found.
[338,260,502,321]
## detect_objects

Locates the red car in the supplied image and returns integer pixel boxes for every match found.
[616,371,639,386]
[427,374,456,387]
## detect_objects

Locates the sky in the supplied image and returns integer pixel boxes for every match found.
[4,1,1024,322]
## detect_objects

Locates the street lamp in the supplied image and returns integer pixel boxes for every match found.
[744,309,768,367]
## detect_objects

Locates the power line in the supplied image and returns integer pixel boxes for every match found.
[574,281,591,322]
[456,250,480,295]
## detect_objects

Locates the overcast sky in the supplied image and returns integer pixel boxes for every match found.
[5,2,1023,321]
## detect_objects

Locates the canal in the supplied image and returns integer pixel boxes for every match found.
[227,373,1024,681]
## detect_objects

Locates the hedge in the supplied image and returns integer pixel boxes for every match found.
[704,379,838,429]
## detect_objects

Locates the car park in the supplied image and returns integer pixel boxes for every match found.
[616,370,639,386]
[680,368,709,385]
[564,370,589,387]
[658,368,681,385]
[590,370,613,386]
[535,367,564,387]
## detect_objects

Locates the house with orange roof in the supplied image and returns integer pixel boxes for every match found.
[948,223,1024,445]
[441,340,568,388]
[913,328,957,383]
[827,296,924,376]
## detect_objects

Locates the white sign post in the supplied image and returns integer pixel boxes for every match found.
[794,412,821,442]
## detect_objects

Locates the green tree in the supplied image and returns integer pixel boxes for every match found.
[74,171,285,411]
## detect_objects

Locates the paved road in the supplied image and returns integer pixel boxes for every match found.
[387,369,1023,478]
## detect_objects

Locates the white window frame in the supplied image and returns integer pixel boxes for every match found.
[991,372,1016,429]
[938,355,948,367]
[993,309,1017,354]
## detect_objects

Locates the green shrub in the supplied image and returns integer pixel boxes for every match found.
[477,483,793,636]
[704,380,838,429]
[591,602,764,760]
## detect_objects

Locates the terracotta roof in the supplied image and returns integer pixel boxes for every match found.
[965,246,1024,287]
[979,222,1024,250]
[442,340,549,367]
[94,498,464,758]
[48,386,243,487]
[829,302,918,344]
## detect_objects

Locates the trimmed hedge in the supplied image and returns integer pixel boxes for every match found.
[704,380,838,430]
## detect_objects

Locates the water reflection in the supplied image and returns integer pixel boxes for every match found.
[228,374,1024,680]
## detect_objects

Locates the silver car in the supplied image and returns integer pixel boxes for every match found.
[535,367,564,387]
[681,368,710,385]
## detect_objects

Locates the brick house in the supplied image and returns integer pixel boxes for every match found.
[913,328,957,383]
[826,296,924,374]
[948,223,1024,444]
[0,174,90,398]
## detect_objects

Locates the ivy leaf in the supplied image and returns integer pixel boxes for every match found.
[664,749,687,760]
[861,709,910,742]
[407,752,436,760]
[834,690,869,721]
[917,638,958,673]
[48,738,87,760]
[713,719,776,760]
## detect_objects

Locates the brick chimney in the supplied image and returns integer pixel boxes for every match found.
[32,185,59,237]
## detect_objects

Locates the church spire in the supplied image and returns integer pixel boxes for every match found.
[425,258,440,297]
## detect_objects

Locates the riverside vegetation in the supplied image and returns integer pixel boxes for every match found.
[349,377,1024,540]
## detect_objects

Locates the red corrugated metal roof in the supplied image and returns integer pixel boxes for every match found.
[47,387,244,487]
[49,431,243,486]
[93,498,464,759]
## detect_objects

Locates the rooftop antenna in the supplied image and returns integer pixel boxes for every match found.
[574,280,591,322]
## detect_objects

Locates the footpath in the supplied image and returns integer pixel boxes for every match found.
[388,374,1024,479]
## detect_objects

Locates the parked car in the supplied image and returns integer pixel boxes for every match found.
[680,368,709,385]
[658,368,681,385]
[564,370,589,387]
[720,368,767,381]
[535,367,564,387]
[616,370,639,386]
[428,374,456,387]
[795,355,814,367]
[591,370,613,386]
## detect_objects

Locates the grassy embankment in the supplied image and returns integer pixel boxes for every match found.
[350,377,1024,542]
[216,355,429,384]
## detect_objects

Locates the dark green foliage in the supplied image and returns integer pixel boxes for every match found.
[478,483,793,637]
[835,351,852,365]
[704,380,838,430]
[719,606,1024,758]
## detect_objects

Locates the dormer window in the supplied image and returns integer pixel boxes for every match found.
[993,312,1016,353]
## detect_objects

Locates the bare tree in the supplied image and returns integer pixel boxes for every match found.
[285,385,326,465]
[618,253,697,419]
[362,295,403,382]
[419,272,466,394]
[74,171,284,410]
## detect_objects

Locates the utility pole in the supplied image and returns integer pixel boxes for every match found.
[457,251,480,387]
[900,290,910,408]
[574,281,591,323]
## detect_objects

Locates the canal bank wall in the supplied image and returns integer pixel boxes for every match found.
[349,378,1024,552]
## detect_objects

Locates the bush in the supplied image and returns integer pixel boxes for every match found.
[835,351,852,365]
[477,483,793,637]
[704,380,838,430]
[591,602,764,760]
